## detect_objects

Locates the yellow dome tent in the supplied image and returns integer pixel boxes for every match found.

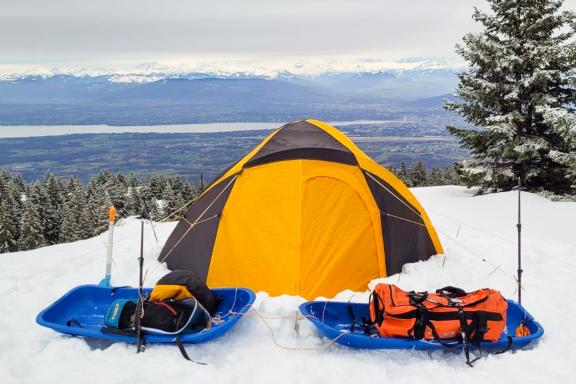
[159,120,443,299]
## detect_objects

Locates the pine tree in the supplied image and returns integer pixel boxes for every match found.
[443,166,459,185]
[0,170,12,198]
[170,176,184,195]
[106,173,127,215]
[0,201,17,253]
[28,183,47,242]
[148,198,161,220]
[181,182,197,203]
[445,0,576,193]
[408,161,428,187]
[396,162,411,186]
[428,167,445,186]
[60,201,79,243]
[0,180,21,243]
[162,183,177,217]
[60,177,90,242]
[149,174,167,199]
[19,198,45,251]
[539,107,576,190]
[42,172,65,244]
[86,177,109,231]
[126,172,142,216]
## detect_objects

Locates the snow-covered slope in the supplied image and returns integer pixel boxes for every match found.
[1,186,574,384]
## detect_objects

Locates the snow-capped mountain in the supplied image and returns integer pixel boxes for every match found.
[0,57,463,83]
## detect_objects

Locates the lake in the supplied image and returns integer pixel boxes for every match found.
[0,120,398,138]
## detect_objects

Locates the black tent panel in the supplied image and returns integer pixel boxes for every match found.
[363,171,436,275]
[245,121,357,167]
[159,174,238,280]
[245,147,357,167]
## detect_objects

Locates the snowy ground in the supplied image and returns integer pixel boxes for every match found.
[1,186,575,384]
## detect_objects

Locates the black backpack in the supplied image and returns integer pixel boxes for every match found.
[105,296,209,334]
[150,270,217,313]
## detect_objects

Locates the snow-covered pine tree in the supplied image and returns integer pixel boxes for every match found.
[60,201,78,243]
[170,176,184,195]
[396,162,411,186]
[148,197,161,221]
[0,201,17,253]
[445,0,576,193]
[181,181,197,203]
[86,175,109,230]
[428,167,445,186]
[60,177,90,242]
[149,174,167,199]
[42,172,65,244]
[539,106,576,189]
[126,172,142,216]
[0,172,22,243]
[162,182,177,218]
[443,166,459,185]
[102,173,127,217]
[11,174,26,199]
[0,170,12,198]
[19,198,45,251]
[28,183,47,241]
[409,161,428,187]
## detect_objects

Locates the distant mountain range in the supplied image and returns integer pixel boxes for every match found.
[0,65,459,125]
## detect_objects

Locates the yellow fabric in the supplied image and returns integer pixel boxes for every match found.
[208,161,301,295]
[305,119,444,255]
[207,160,384,298]
[149,285,193,302]
[299,164,382,298]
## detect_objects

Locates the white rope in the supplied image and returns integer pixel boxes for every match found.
[365,172,423,218]
[180,214,220,228]
[219,287,239,321]
[158,193,203,223]
[382,213,427,227]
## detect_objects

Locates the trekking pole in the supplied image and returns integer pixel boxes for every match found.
[513,177,525,304]
[136,220,145,354]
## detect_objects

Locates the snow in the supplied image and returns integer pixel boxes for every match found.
[1,186,575,383]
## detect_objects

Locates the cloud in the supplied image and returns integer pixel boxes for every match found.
[1,0,574,67]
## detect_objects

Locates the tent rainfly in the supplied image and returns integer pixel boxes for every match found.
[159,120,443,299]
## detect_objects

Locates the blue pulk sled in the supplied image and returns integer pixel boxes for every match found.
[299,299,543,350]
[37,218,255,357]
[36,285,255,345]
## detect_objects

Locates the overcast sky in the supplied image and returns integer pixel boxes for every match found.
[1,0,575,69]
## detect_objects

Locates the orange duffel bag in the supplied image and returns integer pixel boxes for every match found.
[369,284,508,345]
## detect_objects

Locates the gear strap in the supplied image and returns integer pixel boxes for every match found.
[175,334,207,365]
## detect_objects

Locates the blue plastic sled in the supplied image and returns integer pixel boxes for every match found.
[37,284,255,344]
[299,299,543,350]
